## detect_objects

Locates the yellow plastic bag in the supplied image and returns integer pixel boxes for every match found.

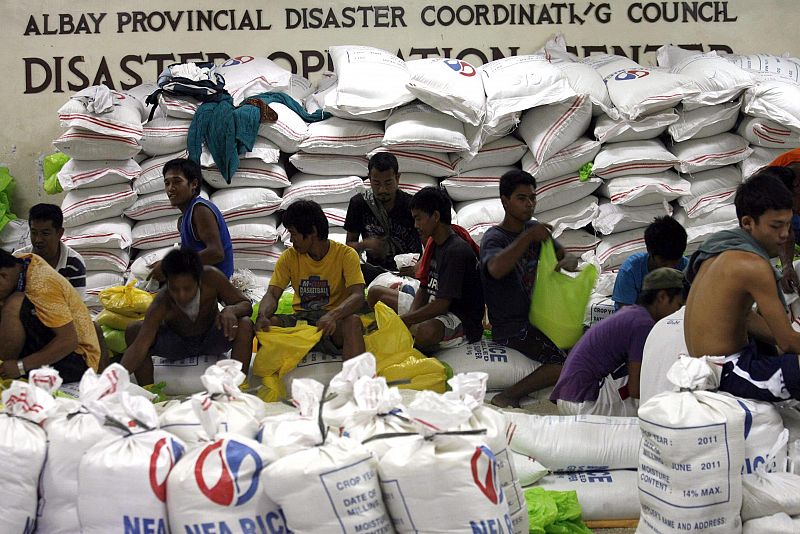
[253,325,322,401]
[96,309,142,331]
[365,302,447,393]
[529,240,597,349]
[99,280,153,317]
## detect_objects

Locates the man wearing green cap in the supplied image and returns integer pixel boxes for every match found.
[550,267,687,416]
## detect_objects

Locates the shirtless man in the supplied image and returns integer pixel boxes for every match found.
[685,169,800,402]
[122,248,253,386]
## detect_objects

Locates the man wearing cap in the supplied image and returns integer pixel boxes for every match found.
[550,268,687,416]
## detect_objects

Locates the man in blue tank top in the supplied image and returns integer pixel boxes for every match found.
[151,158,234,280]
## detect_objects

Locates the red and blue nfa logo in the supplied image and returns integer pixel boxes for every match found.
[443,59,477,77]
[471,445,503,505]
[222,55,255,67]
[195,440,264,507]
[614,69,650,81]
[149,437,185,502]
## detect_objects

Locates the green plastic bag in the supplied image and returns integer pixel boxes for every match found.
[0,167,17,232]
[525,487,592,534]
[101,325,127,354]
[43,153,69,195]
[529,240,597,349]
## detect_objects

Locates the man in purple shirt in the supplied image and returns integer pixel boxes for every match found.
[550,268,687,416]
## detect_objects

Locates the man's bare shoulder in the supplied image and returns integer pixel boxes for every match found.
[201,266,229,288]
[713,249,776,278]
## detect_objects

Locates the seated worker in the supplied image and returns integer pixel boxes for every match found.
[15,203,86,298]
[685,169,800,402]
[765,153,800,292]
[399,187,484,352]
[480,170,578,408]
[151,158,234,280]
[255,200,366,360]
[121,248,253,386]
[612,216,688,309]
[0,249,100,382]
[550,268,687,416]
[345,152,422,284]
[639,306,688,405]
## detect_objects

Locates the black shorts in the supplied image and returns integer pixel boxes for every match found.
[720,340,800,402]
[493,324,567,366]
[20,297,88,383]
[150,323,233,361]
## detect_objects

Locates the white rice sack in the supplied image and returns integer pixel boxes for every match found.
[61,183,137,227]
[159,361,267,449]
[306,72,394,122]
[536,173,602,212]
[518,94,593,164]
[535,195,599,238]
[441,166,516,202]
[212,187,282,222]
[81,248,130,273]
[742,513,800,534]
[280,174,366,209]
[742,75,800,132]
[369,148,454,177]
[671,132,752,173]
[141,116,190,156]
[0,381,55,533]
[406,57,486,126]
[557,229,601,257]
[158,92,200,119]
[329,45,415,115]
[63,218,132,250]
[58,158,140,190]
[586,228,647,271]
[522,137,601,182]
[457,198,505,241]
[729,396,788,475]
[584,54,699,119]
[537,470,640,521]
[216,55,292,105]
[131,216,179,250]
[726,53,800,82]
[124,190,182,221]
[435,341,542,391]
[594,111,678,144]
[382,102,470,153]
[513,451,549,487]
[54,127,142,160]
[599,170,691,207]
[58,89,144,139]
[504,412,641,471]
[228,217,279,249]
[204,161,289,190]
[322,203,348,227]
[740,146,786,179]
[85,271,126,307]
[366,172,438,195]
[674,204,739,248]
[283,352,343,393]
[480,54,576,126]
[257,103,309,153]
[233,246,283,272]
[552,60,615,116]
[152,354,228,397]
[737,115,800,148]
[290,152,369,176]
[298,116,384,156]
[123,83,159,120]
[668,100,742,142]
[202,137,281,166]
[78,391,186,534]
[678,166,742,218]
[665,49,755,108]
[131,246,173,280]
[592,139,679,179]
[594,199,671,235]
[451,136,527,173]
[134,150,189,195]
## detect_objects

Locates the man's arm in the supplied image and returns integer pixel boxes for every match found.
[400,295,451,327]
[192,204,226,266]
[346,230,385,258]
[780,226,799,293]
[210,269,253,340]
[6,323,78,378]
[747,258,800,353]
[486,224,551,280]
[627,361,642,399]
[746,309,777,345]
[120,296,168,375]
[255,285,286,331]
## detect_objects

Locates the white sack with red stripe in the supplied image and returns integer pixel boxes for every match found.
[82,248,131,273]
[554,230,601,257]
[369,148,454,178]
[592,139,679,179]
[535,173,602,212]
[233,245,284,272]
[63,218,132,249]
[504,412,640,471]
[441,166,516,202]
[382,102,470,153]
[298,116,384,156]
[552,60,616,117]
[406,57,486,126]
[280,174,366,210]
[455,198,505,242]
[522,137,601,182]
[740,146,786,179]
[321,203,348,228]
[85,271,126,307]
[58,158,140,191]
[53,126,142,160]
[737,114,800,149]
[451,136,528,174]
[204,161,290,190]
[215,56,292,106]
[256,102,309,153]
[674,203,738,250]
[598,170,690,207]
[61,183,137,227]
[517,95,592,164]
[306,73,393,122]
[671,132,753,173]
[368,172,437,196]
[141,116,191,156]
[593,199,672,236]
[131,246,173,280]
[157,92,199,119]
[585,228,647,271]
[211,187,282,222]
[132,216,180,250]
[677,166,742,219]
[291,152,369,176]
[535,196,599,238]
[228,218,279,249]
[594,111,678,144]
[663,48,754,109]
[134,150,190,195]
[58,88,144,139]
[125,189,208,221]
[668,100,741,142]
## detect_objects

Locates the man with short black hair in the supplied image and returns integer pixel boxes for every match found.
[122,248,253,386]
[612,216,688,309]
[345,152,422,283]
[15,203,86,298]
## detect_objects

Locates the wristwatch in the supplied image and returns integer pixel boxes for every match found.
[17,359,25,376]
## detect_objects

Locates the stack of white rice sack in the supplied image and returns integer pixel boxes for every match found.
[54,88,142,307]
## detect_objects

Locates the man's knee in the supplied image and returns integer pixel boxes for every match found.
[339,314,362,333]
[367,286,384,308]
[413,320,443,347]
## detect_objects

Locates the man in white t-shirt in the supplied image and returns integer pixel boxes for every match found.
[639,307,688,405]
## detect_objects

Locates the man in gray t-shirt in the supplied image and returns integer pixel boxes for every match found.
[480,170,578,408]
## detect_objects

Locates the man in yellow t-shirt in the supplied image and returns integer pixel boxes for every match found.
[255,200,366,359]
[0,249,100,382]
